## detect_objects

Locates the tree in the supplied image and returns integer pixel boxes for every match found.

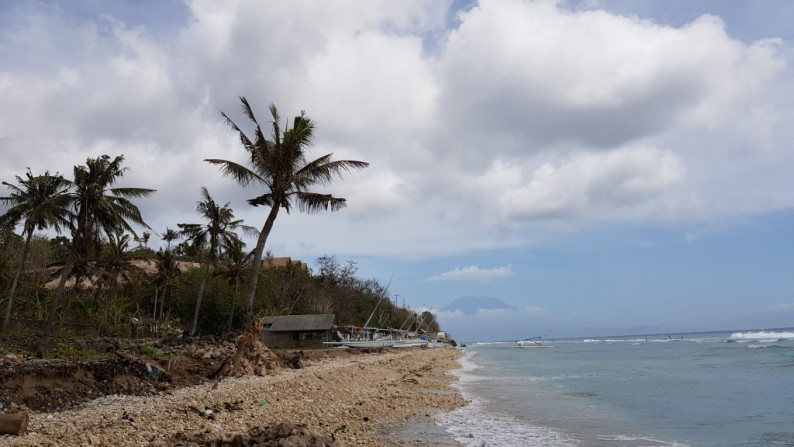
[206,98,368,328]
[153,249,181,321]
[160,227,180,252]
[178,187,255,336]
[0,169,72,332]
[50,154,155,323]
[213,237,253,332]
[92,230,144,300]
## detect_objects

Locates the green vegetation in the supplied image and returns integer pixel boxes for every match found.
[136,345,162,360]
[0,101,440,338]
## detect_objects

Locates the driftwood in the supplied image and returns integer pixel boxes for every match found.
[0,413,28,436]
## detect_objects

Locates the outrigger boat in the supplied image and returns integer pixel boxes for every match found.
[324,326,430,349]
[517,337,545,347]
[325,294,439,349]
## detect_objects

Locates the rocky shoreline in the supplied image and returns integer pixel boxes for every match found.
[1,347,466,446]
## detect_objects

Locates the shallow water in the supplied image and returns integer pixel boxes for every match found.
[437,329,794,446]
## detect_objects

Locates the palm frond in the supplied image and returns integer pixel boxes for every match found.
[247,193,275,207]
[295,192,348,214]
[221,111,256,152]
[108,187,156,199]
[204,159,263,187]
[294,158,369,189]
[238,224,259,237]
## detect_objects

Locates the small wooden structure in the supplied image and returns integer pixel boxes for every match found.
[260,314,335,349]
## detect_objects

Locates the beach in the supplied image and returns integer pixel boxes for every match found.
[2,347,465,446]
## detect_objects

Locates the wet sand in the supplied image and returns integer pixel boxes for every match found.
[3,347,465,446]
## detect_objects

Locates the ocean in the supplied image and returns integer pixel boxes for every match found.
[435,329,794,447]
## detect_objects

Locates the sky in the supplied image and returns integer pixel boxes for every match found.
[2,0,793,341]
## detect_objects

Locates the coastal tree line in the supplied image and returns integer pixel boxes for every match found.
[0,98,440,337]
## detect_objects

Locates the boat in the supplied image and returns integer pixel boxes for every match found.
[342,340,395,349]
[324,326,433,349]
[517,337,544,347]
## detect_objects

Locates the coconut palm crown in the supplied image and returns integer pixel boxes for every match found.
[178,186,256,336]
[206,97,369,327]
[49,154,155,323]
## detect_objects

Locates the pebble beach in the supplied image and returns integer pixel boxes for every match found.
[3,347,465,446]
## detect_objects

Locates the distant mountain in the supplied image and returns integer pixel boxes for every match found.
[441,296,516,317]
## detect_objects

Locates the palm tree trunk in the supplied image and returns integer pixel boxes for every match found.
[152,285,159,320]
[49,249,76,324]
[227,279,239,333]
[159,279,169,321]
[190,261,212,336]
[243,204,280,328]
[2,230,33,333]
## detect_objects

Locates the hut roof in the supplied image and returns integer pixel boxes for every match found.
[262,314,335,332]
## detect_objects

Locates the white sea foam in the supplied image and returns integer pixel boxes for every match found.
[437,394,579,447]
[457,350,481,371]
[473,341,511,346]
[584,338,682,343]
[729,331,794,342]
[442,349,579,446]
[602,435,690,446]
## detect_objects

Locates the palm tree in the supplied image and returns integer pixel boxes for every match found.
[92,230,144,300]
[206,98,368,328]
[1,169,72,332]
[213,237,253,332]
[153,248,181,321]
[160,227,180,251]
[178,187,255,336]
[50,154,155,323]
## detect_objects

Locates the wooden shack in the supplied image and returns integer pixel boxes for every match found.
[260,314,335,349]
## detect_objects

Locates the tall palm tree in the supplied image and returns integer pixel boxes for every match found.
[50,154,155,323]
[178,187,255,336]
[206,98,368,328]
[0,170,72,332]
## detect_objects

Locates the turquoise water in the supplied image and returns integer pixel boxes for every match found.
[438,329,794,446]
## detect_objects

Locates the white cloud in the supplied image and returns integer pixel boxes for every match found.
[1,0,793,259]
[499,145,689,221]
[436,0,785,152]
[428,265,514,283]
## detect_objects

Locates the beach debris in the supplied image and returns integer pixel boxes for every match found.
[0,413,28,436]
[113,350,169,382]
[187,405,204,417]
[145,363,158,380]
[223,400,244,411]
[186,405,218,420]
[121,410,135,424]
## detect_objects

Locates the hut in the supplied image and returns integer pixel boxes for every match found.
[260,314,335,349]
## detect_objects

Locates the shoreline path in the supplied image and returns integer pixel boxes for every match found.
[4,347,466,447]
